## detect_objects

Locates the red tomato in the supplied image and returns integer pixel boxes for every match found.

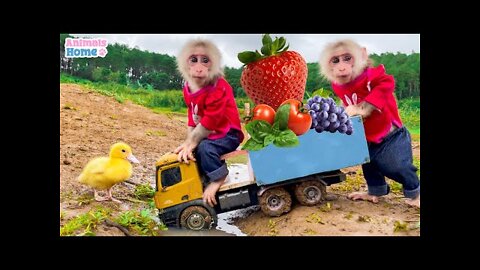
[281,99,312,136]
[252,104,276,125]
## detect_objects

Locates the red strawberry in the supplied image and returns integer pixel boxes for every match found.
[238,34,307,110]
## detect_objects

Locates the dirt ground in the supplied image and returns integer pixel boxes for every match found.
[60,83,420,236]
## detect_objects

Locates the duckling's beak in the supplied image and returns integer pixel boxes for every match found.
[127,154,140,164]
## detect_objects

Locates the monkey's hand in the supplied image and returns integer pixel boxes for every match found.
[345,101,377,119]
[174,124,212,164]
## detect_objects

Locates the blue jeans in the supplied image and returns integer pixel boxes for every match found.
[363,126,420,199]
[195,129,241,184]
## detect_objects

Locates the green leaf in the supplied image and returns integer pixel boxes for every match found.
[261,44,271,56]
[238,51,258,64]
[262,34,272,46]
[264,134,275,146]
[273,129,299,147]
[272,121,280,135]
[278,37,286,51]
[246,120,273,143]
[279,44,290,53]
[255,120,273,134]
[242,138,265,151]
[271,38,279,53]
[274,104,291,130]
[245,121,262,143]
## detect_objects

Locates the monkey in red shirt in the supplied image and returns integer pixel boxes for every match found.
[319,39,420,208]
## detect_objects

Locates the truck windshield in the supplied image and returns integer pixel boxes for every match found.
[161,166,182,188]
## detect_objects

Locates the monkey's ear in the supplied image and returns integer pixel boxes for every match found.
[361,47,368,61]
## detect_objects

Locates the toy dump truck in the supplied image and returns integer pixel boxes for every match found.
[153,116,370,230]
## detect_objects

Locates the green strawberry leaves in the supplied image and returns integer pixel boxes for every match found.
[242,104,299,151]
[238,34,290,65]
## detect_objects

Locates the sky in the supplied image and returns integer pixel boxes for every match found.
[71,34,420,69]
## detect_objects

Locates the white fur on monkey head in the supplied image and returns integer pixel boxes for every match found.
[319,39,370,85]
[177,39,224,88]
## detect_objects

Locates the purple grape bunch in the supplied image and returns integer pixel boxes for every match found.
[306,95,354,135]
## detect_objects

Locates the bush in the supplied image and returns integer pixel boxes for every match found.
[92,67,111,82]
[147,90,185,111]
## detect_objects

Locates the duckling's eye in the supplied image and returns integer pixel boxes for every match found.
[121,149,126,153]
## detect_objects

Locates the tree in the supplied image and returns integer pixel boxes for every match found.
[225,67,245,97]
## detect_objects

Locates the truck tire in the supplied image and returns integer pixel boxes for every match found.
[294,180,326,206]
[259,187,292,217]
[179,206,214,230]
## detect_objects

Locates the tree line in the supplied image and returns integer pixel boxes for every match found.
[60,34,419,99]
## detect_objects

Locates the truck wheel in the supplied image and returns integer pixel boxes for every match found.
[259,187,292,217]
[294,180,326,206]
[179,206,214,230]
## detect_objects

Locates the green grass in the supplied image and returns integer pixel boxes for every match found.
[331,169,365,192]
[61,73,186,113]
[115,209,167,236]
[398,97,420,135]
[226,154,249,165]
[60,205,166,236]
[413,156,420,178]
[134,183,155,200]
[60,207,111,236]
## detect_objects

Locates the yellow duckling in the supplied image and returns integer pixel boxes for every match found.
[78,142,140,203]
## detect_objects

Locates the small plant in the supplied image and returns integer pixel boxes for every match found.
[145,130,166,137]
[413,156,420,178]
[331,170,364,192]
[267,219,279,236]
[393,220,408,232]
[344,212,354,220]
[60,207,110,236]
[134,183,155,200]
[115,96,125,103]
[302,228,317,235]
[76,193,94,206]
[318,202,332,212]
[115,209,166,236]
[387,180,403,194]
[60,190,74,201]
[306,213,324,224]
[357,215,372,223]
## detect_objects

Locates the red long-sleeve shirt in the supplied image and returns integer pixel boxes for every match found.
[183,77,244,142]
[332,65,403,143]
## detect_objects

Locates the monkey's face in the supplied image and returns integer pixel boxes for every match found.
[187,46,211,85]
[329,49,355,85]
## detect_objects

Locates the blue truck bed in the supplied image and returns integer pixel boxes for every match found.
[248,115,370,186]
